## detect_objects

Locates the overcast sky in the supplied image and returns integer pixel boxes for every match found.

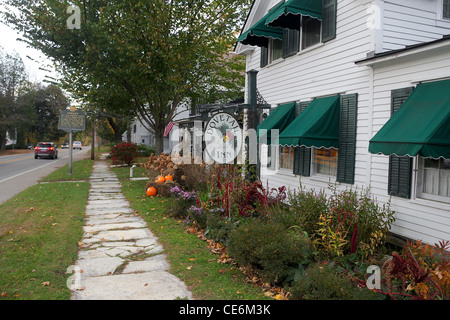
[0,13,55,84]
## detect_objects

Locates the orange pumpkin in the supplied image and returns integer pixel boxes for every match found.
[164,175,173,181]
[156,176,165,183]
[146,187,157,197]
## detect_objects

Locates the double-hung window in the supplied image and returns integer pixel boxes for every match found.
[270,38,284,62]
[312,148,338,177]
[301,16,322,50]
[279,146,295,170]
[417,157,450,203]
[261,0,337,66]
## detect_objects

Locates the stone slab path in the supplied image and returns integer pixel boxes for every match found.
[70,160,192,300]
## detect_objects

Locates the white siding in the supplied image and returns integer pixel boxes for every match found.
[247,0,374,195]
[382,0,450,51]
[370,44,450,245]
[240,0,450,245]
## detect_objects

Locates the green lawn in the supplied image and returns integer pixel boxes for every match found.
[0,156,273,300]
[39,158,94,182]
[0,182,89,300]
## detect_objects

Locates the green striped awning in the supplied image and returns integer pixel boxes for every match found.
[279,95,340,148]
[257,102,296,143]
[266,0,322,30]
[369,79,450,159]
[238,1,286,47]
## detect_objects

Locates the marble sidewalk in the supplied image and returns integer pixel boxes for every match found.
[70,160,192,300]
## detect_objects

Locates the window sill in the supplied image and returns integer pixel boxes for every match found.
[412,194,450,207]
[296,42,324,56]
[262,42,325,69]
[309,173,336,184]
[264,57,284,69]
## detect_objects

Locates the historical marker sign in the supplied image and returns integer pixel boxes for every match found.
[59,108,86,132]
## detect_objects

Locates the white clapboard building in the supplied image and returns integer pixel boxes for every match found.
[235,0,450,245]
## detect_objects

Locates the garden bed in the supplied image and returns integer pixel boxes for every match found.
[114,146,450,300]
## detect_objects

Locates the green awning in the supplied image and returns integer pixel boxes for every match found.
[279,95,340,148]
[257,102,296,143]
[265,0,322,30]
[369,79,450,159]
[238,1,286,47]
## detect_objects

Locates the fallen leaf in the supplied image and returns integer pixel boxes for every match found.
[236,290,242,294]
[42,281,50,286]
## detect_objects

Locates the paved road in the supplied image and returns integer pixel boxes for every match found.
[0,147,92,204]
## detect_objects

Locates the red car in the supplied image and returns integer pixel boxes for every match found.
[35,142,58,159]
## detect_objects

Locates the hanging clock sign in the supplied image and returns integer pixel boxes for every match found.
[204,113,243,164]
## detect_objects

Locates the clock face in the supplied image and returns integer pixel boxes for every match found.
[204,113,243,164]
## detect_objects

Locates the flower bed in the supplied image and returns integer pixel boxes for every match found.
[144,157,449,300]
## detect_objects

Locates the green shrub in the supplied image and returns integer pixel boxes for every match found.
[285,185,395,258]
[228,219,313,285]
[284,186,328,235]
[204,214,240,246]
[288,262,381,300]
[138,144,156,157]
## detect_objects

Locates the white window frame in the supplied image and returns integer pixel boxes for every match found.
[269,38,283,63]
[278,145,295,171]
[311,147,338,180]
[300,16,322,51]
[437,0,450,20]
[416,156,450,204]
[267,16,322,65]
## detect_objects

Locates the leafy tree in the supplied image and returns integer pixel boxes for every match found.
[16,84,70,143]
[0,47,27,151]
[2,0,250,153]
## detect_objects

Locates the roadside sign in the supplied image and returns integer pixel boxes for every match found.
[58,108,86,176]
[59,108,86,132]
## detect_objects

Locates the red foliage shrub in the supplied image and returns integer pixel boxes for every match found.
[110,142,139,166]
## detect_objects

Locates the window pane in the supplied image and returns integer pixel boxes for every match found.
[272,39,283,61]
[313,148,338,176]
[442,158,450,169]
[302,16,321,49]
[444,0,450,19]
[424,158,439,169]
[279,146,294,170]
[420,157,450,199]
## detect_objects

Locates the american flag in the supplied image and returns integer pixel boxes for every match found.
[164,121,175,137]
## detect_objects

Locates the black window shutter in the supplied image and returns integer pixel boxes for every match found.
[388,87,414,198]
[293,101,311,176]
[282,29,299,58]
[322,0,337,43]
[337,93,358,184]
[260,46,268,68]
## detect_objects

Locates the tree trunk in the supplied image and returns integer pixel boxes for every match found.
[155,127,164,155]
[0,131,6,152]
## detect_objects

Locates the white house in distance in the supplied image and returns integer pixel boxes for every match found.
[125,103,190,154]
[235,0,450,246]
